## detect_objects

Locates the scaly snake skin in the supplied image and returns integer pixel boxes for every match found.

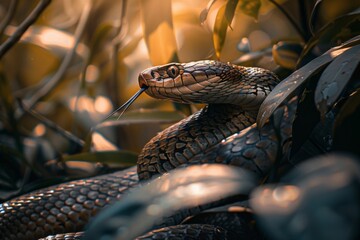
[0,60,294,240]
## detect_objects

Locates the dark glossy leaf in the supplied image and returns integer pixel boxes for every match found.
[62,150,138,167]
[85,164,257,240]
[333,89,360,157]
[309,0,323,35]
[315,45,360,119]
[251,153,360,240]
[272,41,303,70]
[298,9,360,67]
[257,46,350,128]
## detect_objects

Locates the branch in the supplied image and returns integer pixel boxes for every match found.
[268,0,306,41]
[0,0,51,60]
[0,0,18,38]
[18,99,85,148]
[23,1,92,110]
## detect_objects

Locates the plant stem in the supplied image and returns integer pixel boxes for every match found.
[0,0,51,60]
[0,0,18,39]
[268,0,305,41]
[18,99,85,149]
[23,1,91,111]
[111,0,127,108]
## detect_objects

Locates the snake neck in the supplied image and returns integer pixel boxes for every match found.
[137,104,258,180]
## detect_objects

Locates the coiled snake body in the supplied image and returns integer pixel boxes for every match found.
[0,60,295,239]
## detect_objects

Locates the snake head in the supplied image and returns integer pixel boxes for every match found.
[138,60,279,109]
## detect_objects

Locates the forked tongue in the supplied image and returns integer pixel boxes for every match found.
[102,86,148,121]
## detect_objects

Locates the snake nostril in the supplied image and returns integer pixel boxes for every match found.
[138,74,148,88]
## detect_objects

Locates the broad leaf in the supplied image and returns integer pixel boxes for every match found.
[257,46,350,128]
[140,0,179,64]
[298,9,360,67]
[315,44,360,118]
[251,153,360,240]
[84,164,257,240]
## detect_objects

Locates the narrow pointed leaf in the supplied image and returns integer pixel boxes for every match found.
[62,150,138,167]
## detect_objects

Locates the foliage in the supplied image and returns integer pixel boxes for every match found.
[0,0,360,238]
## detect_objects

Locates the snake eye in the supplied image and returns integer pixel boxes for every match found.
[167,66,179,78]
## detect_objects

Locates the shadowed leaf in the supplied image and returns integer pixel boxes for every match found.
[257,45,350,128]
[333,89,360,156]
[85,164,257,240]
[272,41,303,70]
[298,9,360,67]
[315,44,360,119]
[238,0,260,19]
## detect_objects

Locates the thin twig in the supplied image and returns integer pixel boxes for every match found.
[0,0,18,38]
[268,0,305,41]
[0,0,51,60]
[110,0,127,108]
[23,1,92,111]
[18,99,85,148]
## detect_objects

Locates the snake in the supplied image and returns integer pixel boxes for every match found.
[0,60,296,240]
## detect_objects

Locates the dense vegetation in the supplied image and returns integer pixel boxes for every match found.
[0,0,359,239]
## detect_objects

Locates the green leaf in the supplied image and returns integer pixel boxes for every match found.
[315,44,360,119]
[238,0,261,19]
[62,150,138,167]
[257,45,350,128]
[85,164,257,240]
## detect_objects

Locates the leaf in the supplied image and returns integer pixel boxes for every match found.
[62,150,138,167]
[213,0,240,59]
[213,4,228,59]
[333,89,360,156]
[315,44,360,119]
[257,46,350,128]
[140,0,179,65]
[298,9,360,67]
[238,0,261,19]
[95,109,186,129]
[251,153,360,240]
[84,164,257,240]
[272,41,303,70]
